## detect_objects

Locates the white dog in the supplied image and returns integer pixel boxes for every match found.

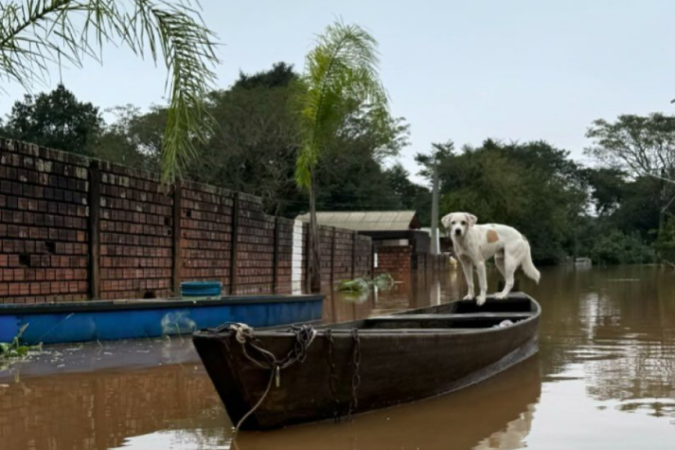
[441,212,540,306]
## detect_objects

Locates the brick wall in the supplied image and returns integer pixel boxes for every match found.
[276,217,294,293]
[375,245,449,279]
[179,181,232,291]
[375,246,412,277]
[0,138,374,304]
[98,161,173,300]
[0,140,89,303]
[354,234,373,276]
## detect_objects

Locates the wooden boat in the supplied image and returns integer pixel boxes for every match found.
[0,294,323,345]
[192,293,541,430]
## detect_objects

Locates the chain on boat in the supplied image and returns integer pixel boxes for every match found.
[217,322,317,434]
[215,322,363,436]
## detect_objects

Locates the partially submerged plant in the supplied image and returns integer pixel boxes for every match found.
[338,273,395,293]
[0,324,43,359]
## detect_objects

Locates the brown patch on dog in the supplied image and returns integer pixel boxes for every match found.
[487,230,499,243]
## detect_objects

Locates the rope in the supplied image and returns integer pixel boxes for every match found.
[219,323,317,437]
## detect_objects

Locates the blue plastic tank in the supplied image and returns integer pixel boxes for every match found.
[181,281,222,297]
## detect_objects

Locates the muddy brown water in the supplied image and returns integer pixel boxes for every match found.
[1,265,674,450]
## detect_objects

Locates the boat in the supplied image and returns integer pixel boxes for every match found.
[0,294,323,345]
[234,356,542,449]
[192,292,541,430]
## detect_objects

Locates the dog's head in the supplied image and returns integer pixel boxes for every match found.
[441,212,477,238]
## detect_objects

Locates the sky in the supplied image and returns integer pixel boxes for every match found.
[1,0,675,184]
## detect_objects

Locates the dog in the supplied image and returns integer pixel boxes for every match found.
[441,212,540,306]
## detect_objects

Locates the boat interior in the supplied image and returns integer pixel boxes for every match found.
[319,294,538,333]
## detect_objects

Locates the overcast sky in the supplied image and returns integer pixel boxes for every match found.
[2,0,674,184]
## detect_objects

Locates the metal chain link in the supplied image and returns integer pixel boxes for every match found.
[325,329,340,423]
[348,328,361,419]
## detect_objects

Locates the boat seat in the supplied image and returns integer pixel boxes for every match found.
[367,312,533,321]
[324,328,487,334]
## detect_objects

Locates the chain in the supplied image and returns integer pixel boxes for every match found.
[324,329,340,423]
[348,328,361,418]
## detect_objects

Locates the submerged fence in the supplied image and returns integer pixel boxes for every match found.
[0,139,372,304]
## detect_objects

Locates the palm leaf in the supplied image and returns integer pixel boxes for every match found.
[0,0,219,182]
[295,21,388,189]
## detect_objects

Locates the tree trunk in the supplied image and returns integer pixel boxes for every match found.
[307,173,322,293]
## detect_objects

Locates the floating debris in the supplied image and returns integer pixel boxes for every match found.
[338,273,395,293]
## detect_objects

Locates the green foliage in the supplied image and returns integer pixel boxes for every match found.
[0,0,219,183]
[0,324,42,359]
[338,274,394,292]
[294,21,389,190]
[589,230,655,265]
[586,114,675,177]
[432,139,587,264]
[384,164,431,225]
[0,84,103,155]
[96,104,165,169]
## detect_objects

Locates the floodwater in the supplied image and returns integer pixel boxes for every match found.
[1,265,675,450]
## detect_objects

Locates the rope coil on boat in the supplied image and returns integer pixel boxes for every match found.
[211,322,363,438]
[216,323,317,434]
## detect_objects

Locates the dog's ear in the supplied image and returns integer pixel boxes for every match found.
[467,214,478,227]
[441,213,453,230]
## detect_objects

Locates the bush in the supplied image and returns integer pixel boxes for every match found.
[590,230,655,265]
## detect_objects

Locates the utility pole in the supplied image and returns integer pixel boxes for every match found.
[430,161,440,255]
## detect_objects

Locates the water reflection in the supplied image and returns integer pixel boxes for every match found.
[1,265,674,450]
[236,356,541,450]
[529,266,675,419]
[0,364,227,450]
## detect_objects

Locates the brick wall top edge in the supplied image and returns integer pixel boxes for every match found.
[180,179,235,198]
[0,139,269,206]
[97,159,163,183]
[0,138,90,167]
[238,192,261,204]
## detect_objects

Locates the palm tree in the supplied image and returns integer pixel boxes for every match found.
[0,0,218,182]
[295,21,389,292]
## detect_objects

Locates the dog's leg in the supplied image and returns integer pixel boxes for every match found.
[459,256,475,300]
[495,253,517,299]
[475,260,487,306]
[495,253,506,278]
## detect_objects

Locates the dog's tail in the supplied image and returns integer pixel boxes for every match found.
[521,239,541,284]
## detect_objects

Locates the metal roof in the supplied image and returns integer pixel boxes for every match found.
[295,211,419,232]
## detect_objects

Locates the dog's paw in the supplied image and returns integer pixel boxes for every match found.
[463,294,475,301]
[494,292,507,300]
[476,295,487,306]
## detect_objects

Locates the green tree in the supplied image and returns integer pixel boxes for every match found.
[294,21,390,292]
[0,0,218,182]
[434,140,588,264]
[384,164,431,225]
[187,66,301,215]
[97,63,410,220]
[95,104,165,169]
[586,114,675,233]
[0,84,103,155]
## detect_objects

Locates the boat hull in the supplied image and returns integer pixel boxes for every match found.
[193,294,540,430]
[0,295,323,345]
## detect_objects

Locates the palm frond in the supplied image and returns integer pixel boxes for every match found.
[295,20,388,189]
[0,0,219,182]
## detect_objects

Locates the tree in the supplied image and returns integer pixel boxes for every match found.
[384,164,431,224]
[95,104,165,169]
[0,84,103,155]
[95,62,410,220]
[586,114,675,232]
[0,0,218,182]
[234,62,297,90]
[433,140,588,264]
[188,66,302,215]
[294,21,390,292]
